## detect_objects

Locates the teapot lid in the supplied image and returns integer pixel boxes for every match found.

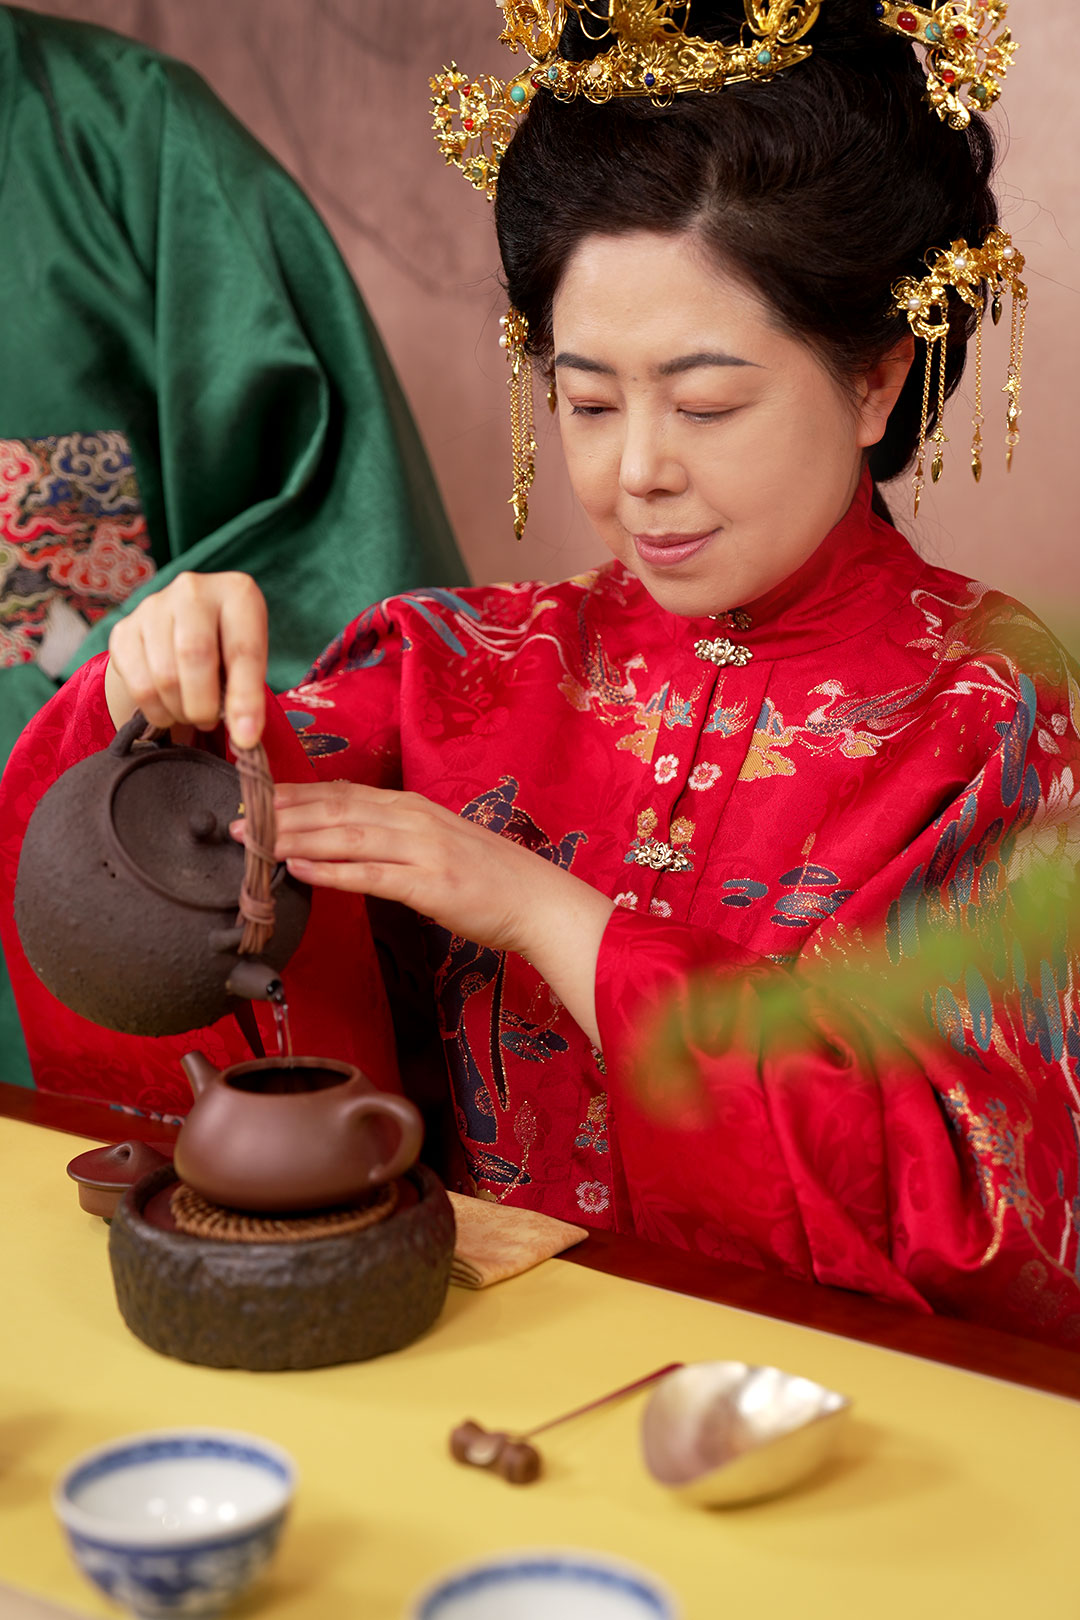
[109,748,247,911]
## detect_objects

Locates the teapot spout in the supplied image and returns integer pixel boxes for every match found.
[226,956,285,1004]
[181,1050,222,1098]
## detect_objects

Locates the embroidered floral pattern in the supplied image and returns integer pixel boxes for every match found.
[576,1180,611,1214]
[575,1094,609,1154]
[614,891,639,909]
[654,753,679,784]
[624,807,696,874]
[689,762,722,791]
[650,898,673,917]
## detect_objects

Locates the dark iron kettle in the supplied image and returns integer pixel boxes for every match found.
[14,711,310,1036]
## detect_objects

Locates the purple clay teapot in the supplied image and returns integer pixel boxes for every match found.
[14,711,310,1037]
[175,1053,424,1212]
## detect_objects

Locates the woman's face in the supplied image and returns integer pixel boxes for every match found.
[551,230,901,618]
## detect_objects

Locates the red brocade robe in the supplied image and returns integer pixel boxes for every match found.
[3,475,1080,1345]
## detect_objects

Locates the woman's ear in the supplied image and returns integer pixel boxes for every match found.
[854,336,916,449]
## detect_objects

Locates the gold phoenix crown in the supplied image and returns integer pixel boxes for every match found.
[430,2,1016,201]
[431,2,821,201]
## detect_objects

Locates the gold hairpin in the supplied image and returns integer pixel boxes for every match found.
[891,227,1027,515]
[874,3,1016,130]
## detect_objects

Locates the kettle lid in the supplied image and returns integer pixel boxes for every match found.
[109,747,247,911]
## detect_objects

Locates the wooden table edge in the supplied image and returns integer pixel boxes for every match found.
[562,1229,1080,1402]
[7,1080,1079,1402]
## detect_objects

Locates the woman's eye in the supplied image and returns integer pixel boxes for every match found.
[680,408,734,423]
[569,403,611,417]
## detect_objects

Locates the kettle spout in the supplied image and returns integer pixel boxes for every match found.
[181,1050,221,1098]
[226,956,285,1004]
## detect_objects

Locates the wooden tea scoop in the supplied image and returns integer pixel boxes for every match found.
[450,1361,683,1484]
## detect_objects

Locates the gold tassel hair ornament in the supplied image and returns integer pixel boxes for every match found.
[431,3,1023,538]
[892,228,1027,517]
[499,307,537,541]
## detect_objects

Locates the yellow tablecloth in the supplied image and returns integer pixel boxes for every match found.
[3,1116,1079,1617]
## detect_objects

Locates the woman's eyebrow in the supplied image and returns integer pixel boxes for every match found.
[658,351,759,375]
[553,350,760,376]
[554,352,616,375]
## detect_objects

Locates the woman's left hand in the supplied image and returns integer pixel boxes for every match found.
[237,781,614,1046]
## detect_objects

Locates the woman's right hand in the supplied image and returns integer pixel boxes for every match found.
[104,571,269,748]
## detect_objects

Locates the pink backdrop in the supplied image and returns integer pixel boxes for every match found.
[19,0,1080,646]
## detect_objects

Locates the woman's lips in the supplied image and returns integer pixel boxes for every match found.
[632,529,717,567]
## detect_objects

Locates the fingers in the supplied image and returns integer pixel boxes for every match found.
[109,611,188,731]
[230,784,458,910]
[273,781,404,812]
[105,571,266,741]
[233,782,545,957]
[279,855,424,906]
[150,579,224,731]
[219,575,268,749]
[280,822,418,867]
[271,781,411,835]
[232,784,431,862]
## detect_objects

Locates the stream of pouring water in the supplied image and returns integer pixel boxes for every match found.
[271,995,294,1059]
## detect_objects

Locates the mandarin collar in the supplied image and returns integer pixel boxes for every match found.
[608,470,927,663]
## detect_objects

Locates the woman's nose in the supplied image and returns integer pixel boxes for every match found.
[618,418,687,500]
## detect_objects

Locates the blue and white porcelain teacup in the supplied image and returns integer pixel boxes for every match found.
[53,1427,295,1618]
[411,1549,679,1620]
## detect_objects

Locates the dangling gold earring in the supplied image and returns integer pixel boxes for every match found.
[547,377,558,414]
[971,292,984,483]
[1003,255,1026,471]
[929,325,949,487]
[499,306,536,541]
[911,329,936,518]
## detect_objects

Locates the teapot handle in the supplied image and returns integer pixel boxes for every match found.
[109,710,167,757]
[343,1093,424,1189]
[233,742,280,958]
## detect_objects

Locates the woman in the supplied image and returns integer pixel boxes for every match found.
[2,0,1077,1344]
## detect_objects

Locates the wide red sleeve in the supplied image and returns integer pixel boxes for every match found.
[596,666,1080,1347]
[0,653,399,1117]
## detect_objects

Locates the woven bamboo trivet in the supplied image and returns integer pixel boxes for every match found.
[170,1179,397,1244]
